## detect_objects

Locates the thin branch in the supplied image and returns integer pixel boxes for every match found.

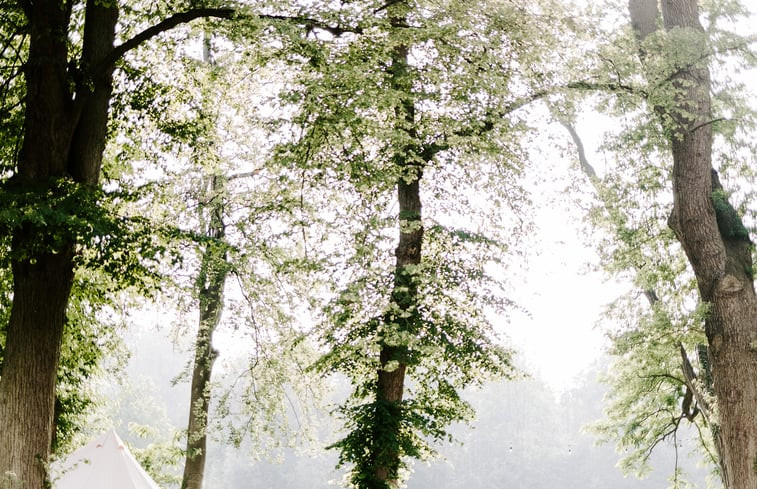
[373,0,406,14]
[421,79,645,161]
[227,168,262,181]
[692,414,720,467]
[558,119,597,179]
[690,117,730,134]
[639,372,686,385]
[679,343,713,421]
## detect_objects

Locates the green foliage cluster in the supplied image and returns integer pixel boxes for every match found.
[589,299,714,480]
[712,188,751,243]
[0,176,171,291]
[52,274,128,455]
[0,1,26,175]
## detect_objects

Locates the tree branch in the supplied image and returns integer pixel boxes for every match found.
[102,8,236,70]
[100,8,361,72]
[373,0,404,14]
[679,343,713,421]
[420,80,644,162]
[558,119,597,179]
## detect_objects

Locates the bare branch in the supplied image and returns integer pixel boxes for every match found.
[558,119,597,179]
[679,343,713,421]
[102,8,236,70]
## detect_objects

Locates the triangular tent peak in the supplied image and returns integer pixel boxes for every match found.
[52,430,162,489]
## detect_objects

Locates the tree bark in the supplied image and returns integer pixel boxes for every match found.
[0,2,117,488]
[628,1,757,488]
[0,250,75,487]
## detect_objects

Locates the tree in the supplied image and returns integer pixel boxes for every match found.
[0,5,126,486]
[0,3,336,488]
[282,0,572,487]
[542,1,754,485]
[181,38,228,489]
[557,116,720,484]
[627,2,756,487]
[119,25,329,489]
[617,1,757,487]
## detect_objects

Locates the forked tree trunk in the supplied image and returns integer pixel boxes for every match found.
[0,3,117,488]
[628,1,757,487]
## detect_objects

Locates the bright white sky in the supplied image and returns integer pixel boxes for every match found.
[506,209,625,392]
[501,114,630,393]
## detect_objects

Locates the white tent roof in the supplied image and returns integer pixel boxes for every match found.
[52,430,162,489]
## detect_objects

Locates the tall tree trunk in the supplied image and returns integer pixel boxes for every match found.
[181,171,228,489]
[371,3,420,487]
[0,3,117,488]
[628,1,757,487]
[180,35,229,489]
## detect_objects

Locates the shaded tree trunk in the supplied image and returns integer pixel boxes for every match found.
[0,3,117,488]
[0,251,74,487]
[628,1,757,488]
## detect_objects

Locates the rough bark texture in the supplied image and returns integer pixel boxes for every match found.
[0,3,117,488]
[628,1,757,488]
[0,250,75,487]
[181,173,227,489]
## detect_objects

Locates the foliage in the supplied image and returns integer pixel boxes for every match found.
[0,0,26,176]
[0,177,171,290]
[321,221,518,484]
[589,300,715,482]
[51,274,127,455]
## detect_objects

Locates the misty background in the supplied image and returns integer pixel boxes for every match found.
[97,319,712,489]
